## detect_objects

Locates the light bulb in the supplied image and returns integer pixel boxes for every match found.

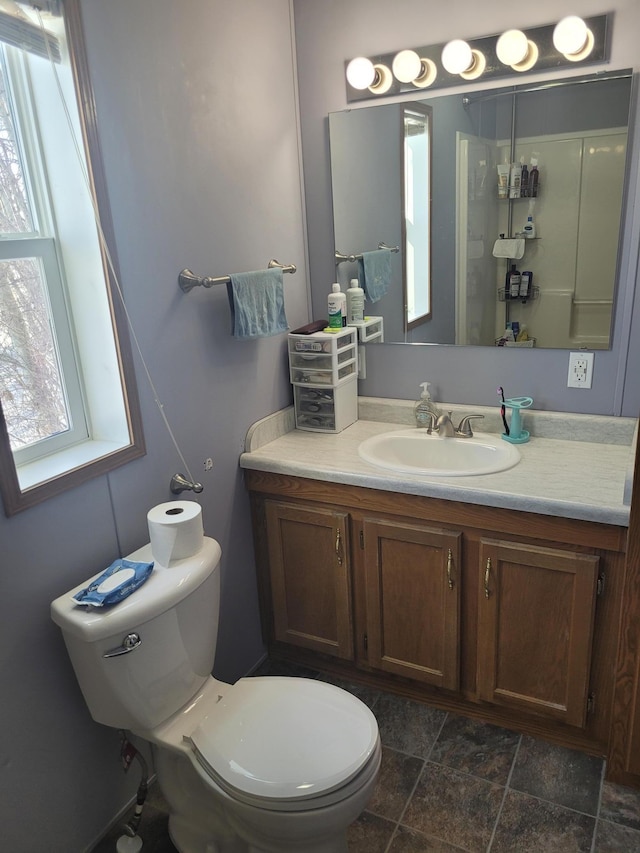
[460,50,486,80]
[392,49,422,83]
[496,30,529,66]
[553,16,593,59]
[496,29,538,72]
[413,58,437,89]
[346,56,375,90]
[369,64,392,94]
[441,39,473,75]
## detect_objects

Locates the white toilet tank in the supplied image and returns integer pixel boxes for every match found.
[51,537,222,731]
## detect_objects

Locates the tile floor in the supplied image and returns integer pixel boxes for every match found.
[93,660,640,852]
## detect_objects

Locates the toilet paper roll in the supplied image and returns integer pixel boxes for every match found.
[147,501,204,566]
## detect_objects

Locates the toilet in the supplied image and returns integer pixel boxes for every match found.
[51,536,381,853]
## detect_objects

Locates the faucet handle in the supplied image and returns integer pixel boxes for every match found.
[417,410,437,433]
[456,414,484,437]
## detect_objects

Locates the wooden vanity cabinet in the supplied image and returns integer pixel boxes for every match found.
[247,471,625,756]
[476,539,599,728]
[362,518,461,690]
[264,500,354,660]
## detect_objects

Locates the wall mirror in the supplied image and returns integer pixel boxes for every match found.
[329,69,633,349]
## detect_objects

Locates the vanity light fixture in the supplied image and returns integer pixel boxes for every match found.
[553,15,595,62]
[344,14,609,102]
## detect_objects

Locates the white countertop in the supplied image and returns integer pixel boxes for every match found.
[240,400,635,527]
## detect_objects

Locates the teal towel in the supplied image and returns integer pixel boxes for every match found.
[227,268,288,340]
[357,249,391,303]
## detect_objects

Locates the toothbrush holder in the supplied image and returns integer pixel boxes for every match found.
[502,396,533,444]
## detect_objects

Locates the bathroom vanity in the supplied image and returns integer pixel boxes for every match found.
[241,401,635,765]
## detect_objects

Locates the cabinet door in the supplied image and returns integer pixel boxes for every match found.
[363,518,461,690]
[477,538,599,728]
[265,501,353,659]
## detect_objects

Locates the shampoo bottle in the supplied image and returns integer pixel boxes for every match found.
[529,159,539,197]
[346,278,365,325]
[520,161,529,197]
[508,264,521,299]
[520,270,533,298]
[509,163,521,199]
[328,283,344,329]
[413,382,440,427]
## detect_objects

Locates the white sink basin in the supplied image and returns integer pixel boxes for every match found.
[358,429,521,477]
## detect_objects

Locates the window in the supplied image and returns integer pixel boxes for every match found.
[402,104,432,331]
[0,1,144,515]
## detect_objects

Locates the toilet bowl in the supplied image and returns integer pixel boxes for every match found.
[51,534,381,853]
[151,675,381,853]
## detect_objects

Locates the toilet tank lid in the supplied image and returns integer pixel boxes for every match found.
[50,537,221,642]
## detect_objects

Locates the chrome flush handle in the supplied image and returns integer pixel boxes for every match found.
[103,632,142,658]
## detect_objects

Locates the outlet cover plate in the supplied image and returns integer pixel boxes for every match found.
[567,352,594,388]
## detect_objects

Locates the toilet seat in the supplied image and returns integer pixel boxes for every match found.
[187,676,379,812]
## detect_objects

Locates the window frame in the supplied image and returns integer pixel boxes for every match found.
[0,0,145,516]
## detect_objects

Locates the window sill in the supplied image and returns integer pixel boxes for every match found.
[17,438,130,491]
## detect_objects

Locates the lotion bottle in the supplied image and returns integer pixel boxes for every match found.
[346,278,365,325]
[328,283,344,329]
[523,215,536,238]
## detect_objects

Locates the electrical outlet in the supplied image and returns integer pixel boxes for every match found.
[567,352,594,389]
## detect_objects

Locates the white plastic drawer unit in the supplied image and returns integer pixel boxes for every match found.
[293,380,357,433]
[288,328,357,387]
[288,328,358,433]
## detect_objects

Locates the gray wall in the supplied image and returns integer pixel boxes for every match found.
[293,0,640,417]
[0,1,309,850]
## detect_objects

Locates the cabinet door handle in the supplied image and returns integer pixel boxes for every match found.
[484,557,491,599]
[335,529,343,565]
[447,548,454,589]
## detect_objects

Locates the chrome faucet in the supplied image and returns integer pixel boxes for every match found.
[416,410,485,437]
[436,412,456,437]
[419,411,485,438]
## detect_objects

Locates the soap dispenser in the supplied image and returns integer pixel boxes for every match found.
[414,382,440,427]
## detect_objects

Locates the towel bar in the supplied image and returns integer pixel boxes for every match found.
[334,242,399,264]
[179,259,296,293]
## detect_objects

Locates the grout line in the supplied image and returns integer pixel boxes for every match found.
[590,761,608,853]
[486,734,522,852]
[382,711,450,853]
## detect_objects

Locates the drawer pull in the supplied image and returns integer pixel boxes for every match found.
[484,557,491,599]
[335,529,343,565]
[447,549,454,589]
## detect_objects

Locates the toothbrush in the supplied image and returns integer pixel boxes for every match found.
[498,386,510,436]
